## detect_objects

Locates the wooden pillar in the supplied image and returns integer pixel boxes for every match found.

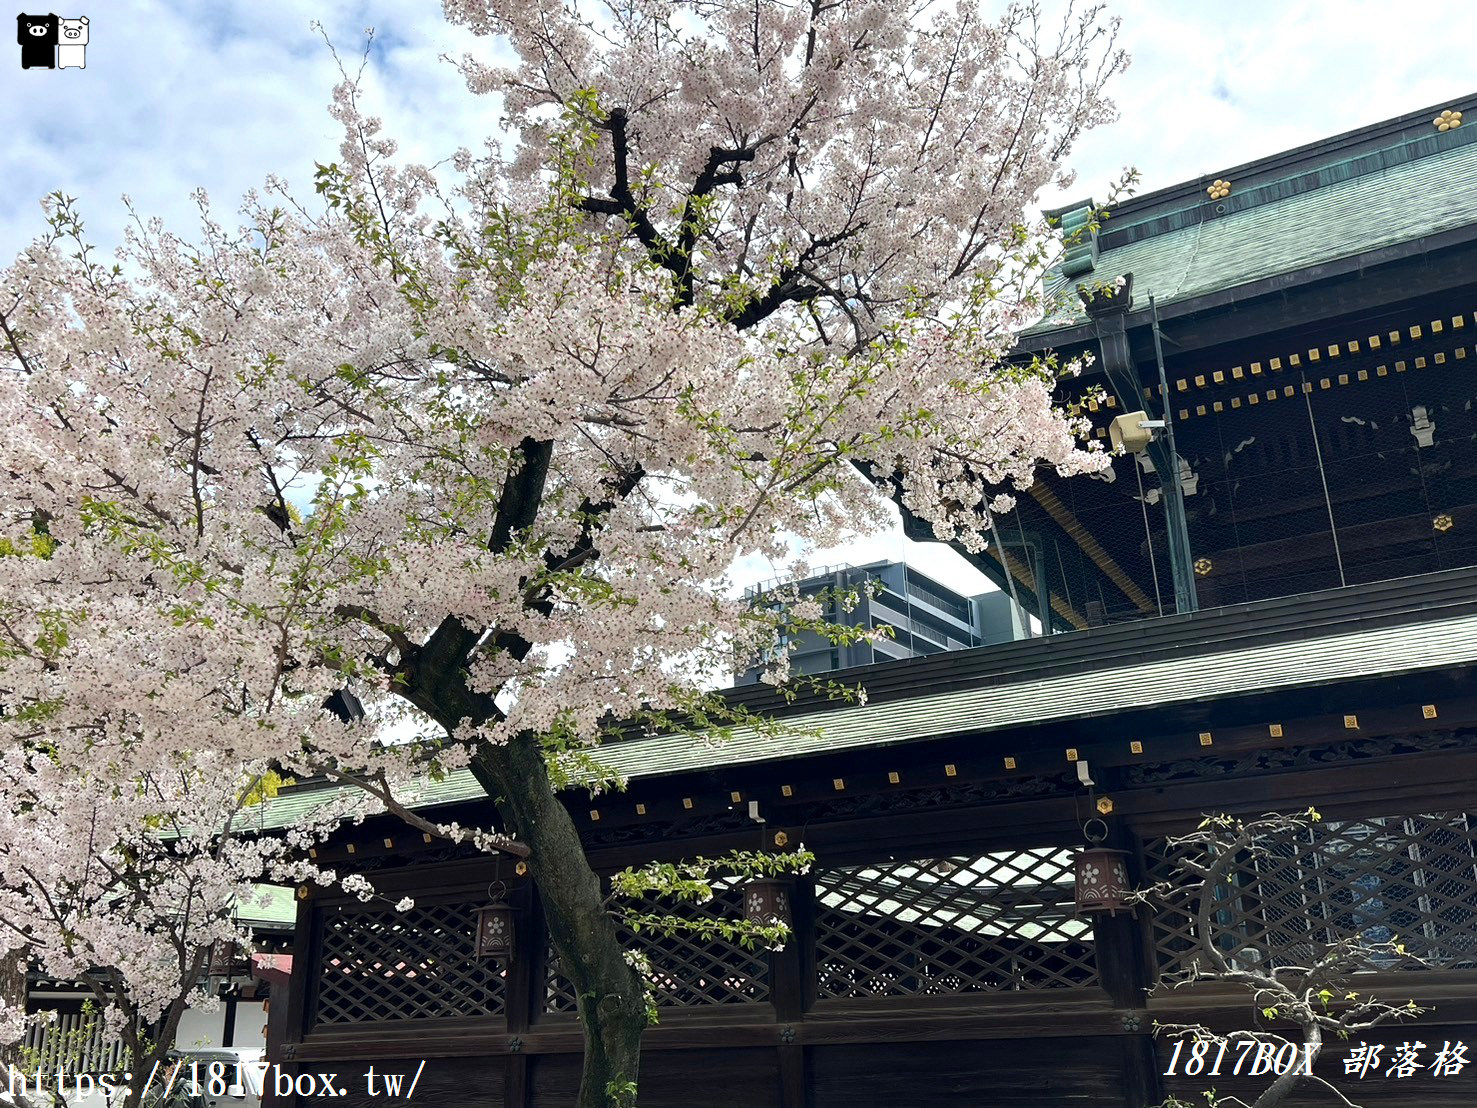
[1120,1036,1164,1108]
[253,949,298,1108]
[263,889,316,1108]
[221,992,238,1048]
[770,876,813,1108]
[777,1047,806,1108]
[1090,822,1163,1108]
[504,883,541,1108]
[1093,903,1149,1009]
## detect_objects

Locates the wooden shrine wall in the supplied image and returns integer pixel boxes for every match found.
[274,726,1477,1108]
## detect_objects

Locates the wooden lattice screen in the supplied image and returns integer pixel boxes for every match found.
[813,849,1096,998]
[546,880,769,1011]
[314,899,505,1025]
[1146,812,1477,977]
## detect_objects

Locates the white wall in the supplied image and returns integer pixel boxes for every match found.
[173,998,267,1051]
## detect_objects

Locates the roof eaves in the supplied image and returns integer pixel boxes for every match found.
[1092,93,1477,243]
[251,567,1477,827]
[1018,215,1477,354]
[1024,94,1477,344]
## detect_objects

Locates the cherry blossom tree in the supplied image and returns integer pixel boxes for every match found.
[0,2,1125,1104]
[0,760,332,1108]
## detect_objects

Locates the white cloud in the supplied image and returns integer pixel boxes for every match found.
[0,1,501,258]
[9,2,1474,259]
[1051,0,1477,206]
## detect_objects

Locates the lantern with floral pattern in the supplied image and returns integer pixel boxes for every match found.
[1074,847,1132,915]
[742,878,792,929]
[475,898,515,961]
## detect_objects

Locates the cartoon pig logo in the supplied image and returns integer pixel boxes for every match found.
[57,14,87,69]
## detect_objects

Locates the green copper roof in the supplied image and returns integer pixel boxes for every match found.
[254,597,1477,831]
[234,884,297,930]
[1031,115,1477,334]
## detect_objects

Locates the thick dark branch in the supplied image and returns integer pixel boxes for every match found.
[488,437,555,556]
[578,108,679,276]
[382,438,555,728]
[415,437,554,675]
[580,110,756,310]
[728,275,822,331]
[578,197,627,218]
[673,146,756,306]
[725,223,865,331]
[481,460,648,662]
[548,462,646,574]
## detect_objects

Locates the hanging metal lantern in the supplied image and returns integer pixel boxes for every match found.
[1075,819,1132,915]
[475,882,515,961]
[742,878,792,929]
[1075,848,1132,914]
[207,940,240,978]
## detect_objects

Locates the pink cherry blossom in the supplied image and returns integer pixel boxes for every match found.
[0,3,1123,1104]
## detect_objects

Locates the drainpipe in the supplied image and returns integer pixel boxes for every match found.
[1082,276,1198,615]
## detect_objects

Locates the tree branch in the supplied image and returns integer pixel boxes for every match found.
[319,766,530,858]
[577,108,680,279]
[0,307,38,376]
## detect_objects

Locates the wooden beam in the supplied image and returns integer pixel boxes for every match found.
[1027,482,1158,615]
[981,542,1091,631]
[1120,1035,1165,1108]
[283,993,1133,1061]
[777,1045,806,1108]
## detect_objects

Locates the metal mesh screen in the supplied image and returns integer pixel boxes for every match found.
[1146,812,1477,977]
[545,880,769,1011]
[813,849,1096,998]
[314,899,504,1025]
[1010,314,1477,631]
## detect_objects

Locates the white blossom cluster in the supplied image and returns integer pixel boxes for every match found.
[0,0,1123,1049]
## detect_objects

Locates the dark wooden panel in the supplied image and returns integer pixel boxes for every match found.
[290,995,1134,1061]
[530,1049,778,1108]
[290,1057,505,1108]
[1158,1022,1477,1107]
[810,1039,1125,1108]
[528,1055,582,1105]
[642,1049,779,1108]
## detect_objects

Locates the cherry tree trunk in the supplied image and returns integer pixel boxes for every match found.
[474,734,646,1107]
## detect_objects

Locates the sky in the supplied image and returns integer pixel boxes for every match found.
[5,0,1477,599]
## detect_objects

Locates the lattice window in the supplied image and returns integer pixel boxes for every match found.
[546,880,769,1012]
[1146,812,1477,977]
[814,849,1096,998]
[314,899,504,1025]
